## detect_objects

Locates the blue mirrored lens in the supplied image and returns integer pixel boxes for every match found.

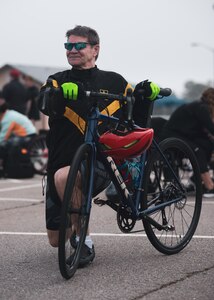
[64,42,88,51]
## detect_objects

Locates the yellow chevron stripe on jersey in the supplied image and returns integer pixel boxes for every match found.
[64,83,133,133]
[99,84,133,117]
[100,100,120,116]
[65,102,119,133]
[64,107,85,134]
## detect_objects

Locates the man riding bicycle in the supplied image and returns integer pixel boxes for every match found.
[38,25,161,267]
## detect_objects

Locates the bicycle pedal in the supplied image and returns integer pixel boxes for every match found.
[93,198,108,206]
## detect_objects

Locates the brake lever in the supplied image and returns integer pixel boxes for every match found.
[126,88,135,122]
[41,87,51,111]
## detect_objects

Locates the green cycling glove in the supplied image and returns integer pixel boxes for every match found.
[61,82,79,100]
[134,80,160,101]
[147,81,160,100]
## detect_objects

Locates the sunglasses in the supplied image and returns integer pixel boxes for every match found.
[64,42,92,51]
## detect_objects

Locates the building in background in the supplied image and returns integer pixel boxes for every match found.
[0,64,64,130]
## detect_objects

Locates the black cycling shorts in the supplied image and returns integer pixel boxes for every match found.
[45,160,110,230]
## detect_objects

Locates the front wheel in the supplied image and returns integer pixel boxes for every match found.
[142,138,202,255]
[58,144,93,279]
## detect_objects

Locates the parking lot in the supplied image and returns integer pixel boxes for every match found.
[0,175,214,300]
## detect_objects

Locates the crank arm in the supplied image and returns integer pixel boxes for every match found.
[94,198,119,212]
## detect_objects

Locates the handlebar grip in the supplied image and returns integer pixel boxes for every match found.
[41,87,51,111]
[126,88,134,121]
[159,88,172,97]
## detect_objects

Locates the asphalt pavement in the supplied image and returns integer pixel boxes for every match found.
[0,175,214,300]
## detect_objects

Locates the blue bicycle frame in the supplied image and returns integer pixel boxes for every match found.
[83,103,185,222]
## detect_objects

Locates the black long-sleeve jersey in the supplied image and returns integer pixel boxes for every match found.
[38,66,147,173]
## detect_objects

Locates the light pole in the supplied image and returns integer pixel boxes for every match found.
[191,42,214,87]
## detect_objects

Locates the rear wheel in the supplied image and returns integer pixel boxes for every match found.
[142,138,202,255]
[28,135,48,175]
[58,144,93,279]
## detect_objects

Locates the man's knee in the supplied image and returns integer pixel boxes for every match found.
[54,166,70,199]
[54,166,70,186]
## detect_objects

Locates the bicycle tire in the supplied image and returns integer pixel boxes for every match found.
[142,137,202,255]
[58,143,93,279]
[28,135,48,175]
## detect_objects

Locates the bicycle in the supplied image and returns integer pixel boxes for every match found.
[58,88,202,279]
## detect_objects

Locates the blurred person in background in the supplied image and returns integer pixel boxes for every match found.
[0,91,36,169]
[161,87,214,198]
[2,69,28,115]
[23,75,41,124]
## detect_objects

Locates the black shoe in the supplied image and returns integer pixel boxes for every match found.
[203,188,214,198]
[66,243,95,268]
[79,244,95,268]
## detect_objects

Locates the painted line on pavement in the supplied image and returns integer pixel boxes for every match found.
[0,183,41,192]
[0,232,213,239]
[0,197,43,202]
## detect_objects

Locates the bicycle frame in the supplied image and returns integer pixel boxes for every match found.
[84,103,185,228]
[58,88,202,279]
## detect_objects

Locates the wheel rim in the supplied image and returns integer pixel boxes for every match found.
[142,140,202,253]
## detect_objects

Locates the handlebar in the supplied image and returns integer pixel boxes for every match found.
[42,82,172,124]
[158,88,172,97]
[85,89,134,121]
[85,87,172,123]
[85,87,172,100]
[85,91,127,101]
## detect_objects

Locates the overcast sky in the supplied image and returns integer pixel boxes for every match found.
[0,0,214,97]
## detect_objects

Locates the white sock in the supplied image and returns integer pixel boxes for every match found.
[85,236,93,249]
[76,235,93,249]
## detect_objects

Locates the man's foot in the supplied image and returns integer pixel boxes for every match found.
[66,243,95,268]
[203,188,214,198]
[79,244,95,268]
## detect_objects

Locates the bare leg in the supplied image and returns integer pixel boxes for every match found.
[47,230,59,248]
[51,166,90,247]
[45,167,70,247]
[54,166,70,200]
